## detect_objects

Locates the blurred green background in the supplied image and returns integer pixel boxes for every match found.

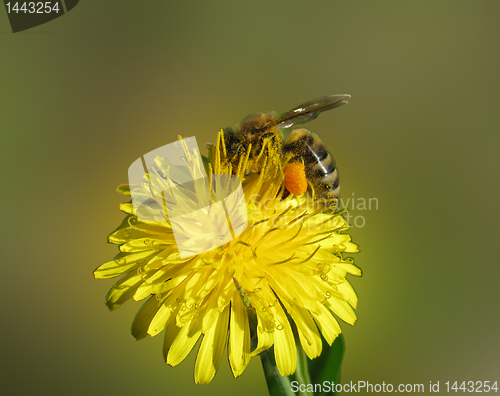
[1,1,499,395]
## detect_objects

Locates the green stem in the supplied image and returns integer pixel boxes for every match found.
[294,345,314,396]
[260,348,295,396]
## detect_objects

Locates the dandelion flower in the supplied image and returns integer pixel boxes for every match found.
[94,132,361,384]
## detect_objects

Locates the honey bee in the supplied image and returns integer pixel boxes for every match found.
[222,94,350,207]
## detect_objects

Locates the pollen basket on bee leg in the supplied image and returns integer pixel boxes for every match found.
[283,162,308,196]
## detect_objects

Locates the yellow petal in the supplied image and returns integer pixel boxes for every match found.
[119,237,173,253]
[199,265,226,296]
[119,202,135,215]
[117,184,131,196]
[217,274,234,311]
[202,292,220,333]
[163,322,180,362]
[313,304,341,345]
[272,304,297,377]
[251,314,274,356]
[194,304,230,384]
[336,280,358,309]
[182,269,209,303]
[332,262,362,277]
[94,251,157,279]
[343,241,359,253]
[266,268,323,306]
[131,296,162,340]
[108,215,134,244]
[147,287,185,336]
[105,271,145,311]
[167,318,203,366]
[228,295,251,377]
[326,298,357,325]
[133,275,185,302]
[292,306,322,359]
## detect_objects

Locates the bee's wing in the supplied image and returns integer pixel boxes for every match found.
[268,94,350,129]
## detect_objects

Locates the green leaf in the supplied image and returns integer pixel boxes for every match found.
[260,333,345,396]
[308,333,345,396]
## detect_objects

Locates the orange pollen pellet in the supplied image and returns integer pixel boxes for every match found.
[283,162,308,196]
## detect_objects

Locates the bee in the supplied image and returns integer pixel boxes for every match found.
[222,94,350,207]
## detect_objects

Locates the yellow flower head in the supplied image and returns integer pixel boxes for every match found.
[95,132,361,384]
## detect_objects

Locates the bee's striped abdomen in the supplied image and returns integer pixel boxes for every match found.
[282,128,340,204]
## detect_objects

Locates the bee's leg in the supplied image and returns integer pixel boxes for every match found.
[280,188,291,201]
